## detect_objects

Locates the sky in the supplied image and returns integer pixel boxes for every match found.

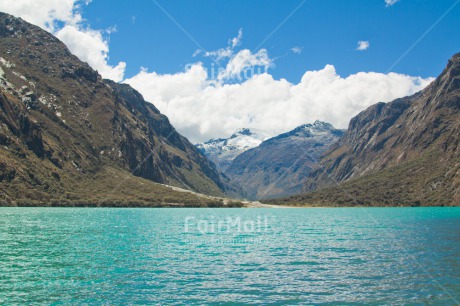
[0,0,459,142]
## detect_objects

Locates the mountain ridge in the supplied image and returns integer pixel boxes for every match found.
[267,52,460,206]
[225,121,345,200]
[0,12,232,206]
[196,127,274,171]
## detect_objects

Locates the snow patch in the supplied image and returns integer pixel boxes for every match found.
[0,57,15,68]
[196,128,275,170]
[39,96,48,105]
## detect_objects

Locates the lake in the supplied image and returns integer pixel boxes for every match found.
[0,207,459,304]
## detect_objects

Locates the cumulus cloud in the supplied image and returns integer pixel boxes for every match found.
[0,0,126,81]
[356,40,370,51]
[385,0,399,6]
[0,0,83,31]
[198,29,273,82]
[291,46,303,54]
[56,26,126,82]
[218,49,272,81]
[125,63,434,143]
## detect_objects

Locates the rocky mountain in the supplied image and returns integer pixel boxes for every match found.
[268,53,460,206]
[196,128,273,171]
[0,12,232,206]
[225,121,345,200]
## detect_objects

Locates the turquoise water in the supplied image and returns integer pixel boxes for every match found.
[0,208,459,305]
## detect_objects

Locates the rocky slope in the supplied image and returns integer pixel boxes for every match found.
[196,128,273,171]
[268,53,460,206]
[225,121,344,200]
[0,12,230,206]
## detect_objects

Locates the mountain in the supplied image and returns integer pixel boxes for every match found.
[268,53,460,206]
[196,128,273,171]
[225,121,345,200]
[0,12,232,206]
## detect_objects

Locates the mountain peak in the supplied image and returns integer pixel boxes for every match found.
[225,121,345,200]
[230,127,272,139]
[289,121,335,133]
[313,120,332,128]
[233,128,253,136]
[448,52,460,64]
[435,52,460,93]
[196,128,274,171]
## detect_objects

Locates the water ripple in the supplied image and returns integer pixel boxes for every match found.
[0,207,459,304]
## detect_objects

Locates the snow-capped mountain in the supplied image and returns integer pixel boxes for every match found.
[196,128,274,171]
[225,121,345,200]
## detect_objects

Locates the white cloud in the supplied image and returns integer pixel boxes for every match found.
[105,25,117,34]
[291,46,303,54]
[0,0,82,31]
[385,0,399,6]
[357,40,370,51]
[56,26,126,82]
[204,29,244,61]
[0,0,126,81]
[218,49,272,81]
[204,48,233,61]
[125,63,434,143]
[192,49,202,57]
[229,28,243,48]
[197,29,273,82]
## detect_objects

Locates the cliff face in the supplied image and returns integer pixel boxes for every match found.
[293,53,460,206]
[0,13,228,205]
[106,81,226,194]
[225,122,344,200]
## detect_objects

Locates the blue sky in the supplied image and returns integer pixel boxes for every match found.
[1,0,459,142]
[83,0,460,82]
